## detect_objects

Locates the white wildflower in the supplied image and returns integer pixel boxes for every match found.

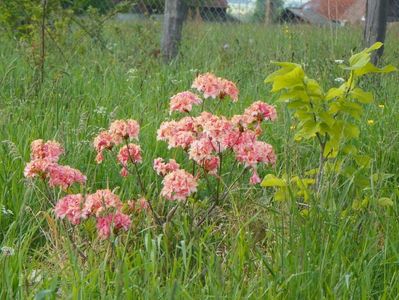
[1,246,15,256]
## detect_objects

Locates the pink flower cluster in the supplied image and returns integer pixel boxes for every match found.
[93,119,142,175]
[192,73,239,101]
[54,189,131,239]
[170,91,202,113]
[153,158,180,176]
[24,140,86,190]
[153,158,197,201]
[157,99,277,184]
[127,197,150,213]
[117,144,142,176]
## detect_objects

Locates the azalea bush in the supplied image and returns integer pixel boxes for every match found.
[24,73,277,240]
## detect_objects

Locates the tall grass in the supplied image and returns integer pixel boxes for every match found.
[1,21,399,298]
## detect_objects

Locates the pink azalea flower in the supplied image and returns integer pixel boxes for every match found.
[117,144,142,175]
[170,91,202,113]
[93,131,114,164]
[83,189,122,217]
[96,215,112,239]
[54,194,85,225]
[192,73,239,101]
[153,158,180,176]
[234,136,276,168]
[161,169,198,201]
[24,159,53,178]
[96,212,131,239]
[243,101,277,122]
[249,169,261,185]
[222,80,239,102]
[202,156,220,174]
[188,138,214,163]
[109,119,140,145]
[137,197,150,211]
[30,139,64,162]
[157,118,196,149]
[47,164,86,190]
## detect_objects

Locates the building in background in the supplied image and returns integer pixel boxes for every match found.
[280,0,399,25]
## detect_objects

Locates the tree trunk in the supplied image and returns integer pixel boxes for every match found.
[161,0,187,63]
[364,0,388,64]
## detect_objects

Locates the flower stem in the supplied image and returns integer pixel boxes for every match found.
[124,140,162,226]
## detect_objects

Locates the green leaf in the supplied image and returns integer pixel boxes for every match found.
[326,85,345,100]
[367,42,383,51]
[274,188,288,201]
[343,144,358,154]
[305,168,318,176]
[265,62,300,83]
[261,174,287,187]
[350,88,373,104]
[295,120,320,140]
[319,112,335,128]
[354,155,371,168]
[377,197,394,207]
[271,66,305,92]
[354,63,397,76]
[347,52,370,70]
[341,102,363,119]
[343,123,360,139]
[305,78,323,97]
[277,89,308,102]
[286,100,308,109]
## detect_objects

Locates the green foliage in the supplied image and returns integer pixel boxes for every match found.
[264,42,396,204]
[1,22,399,298]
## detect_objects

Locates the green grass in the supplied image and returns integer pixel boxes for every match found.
[1,20,399,298]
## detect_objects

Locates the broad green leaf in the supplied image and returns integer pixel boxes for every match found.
[341,102,363,119]
[274,188,288,201]
[304,168,318,176]
[343,144,358,154]
[324,140,338,158]
[295,110,313,120]
[343,123,360,139]
[377,197,394,207]
[265,61,300,83]
[319,112,335,128]
[367,42,383,51]
[287,100,308,109]
[326,85,345,100]
[269,66,305,92]
[305,78,323,97]
[354,62,396,76]
[350,88,373,103]
[295,120,320,140]
[354,154,371,168]
[347,52,370,70]
[261,174,287,187]
[277,89,308,102]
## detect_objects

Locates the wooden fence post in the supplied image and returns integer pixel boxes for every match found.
[364,0,388,64]
[161,0,187,63]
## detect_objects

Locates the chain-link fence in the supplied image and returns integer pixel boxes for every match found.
[114,0,399,25]
[115,0,285,23]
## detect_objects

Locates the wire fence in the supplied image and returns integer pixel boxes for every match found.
[114,0,399,25]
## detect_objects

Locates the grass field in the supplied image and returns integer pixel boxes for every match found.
[1,21,399,298]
